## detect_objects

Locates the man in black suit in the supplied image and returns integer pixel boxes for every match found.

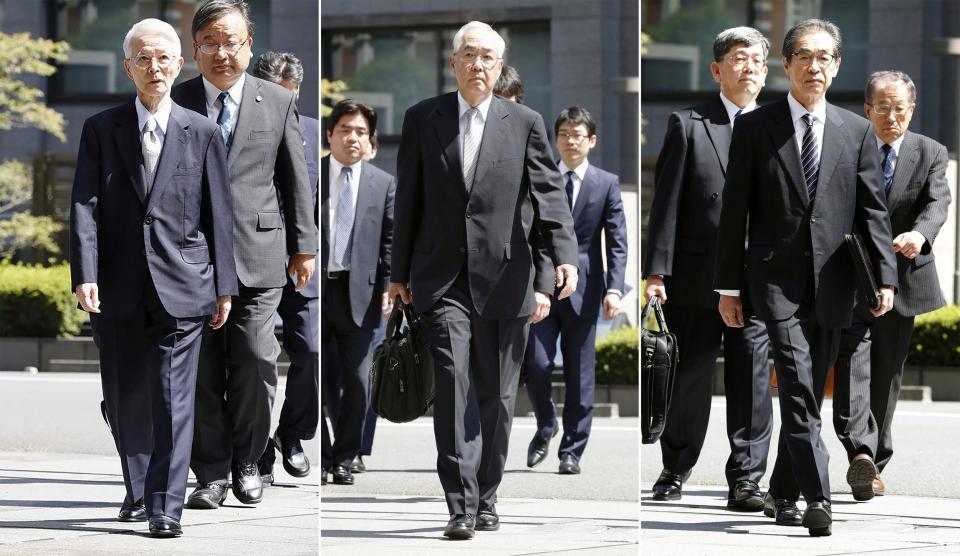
[70,18,236,537]
[389,21,578,540]
[643,27,774,511]
[715,19,899,537]
[832,70,950,501]
[172,0,316,509]
[251,51,319,485]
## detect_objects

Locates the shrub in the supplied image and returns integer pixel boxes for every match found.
[910,305,960,367]
[0,261,85,336]
[596,326,638,384]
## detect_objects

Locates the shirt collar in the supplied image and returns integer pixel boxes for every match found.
[718,92,757,124]
[558,159,589,181]
[202,73,246,107]
[875,132,906,156]
[787,92,827,126]
[134,96,172,134]
[329,155,361,181]
[457,91,493,122]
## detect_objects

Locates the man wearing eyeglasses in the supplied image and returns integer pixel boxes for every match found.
[70,18,236,537]
[171,0,315,510]
[389,20,578,540]
[644,26,776,512]
[715,19,898,537]
[831,70,949,502]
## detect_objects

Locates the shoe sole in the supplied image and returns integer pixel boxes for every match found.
[117,515,148,523]
[185,493,227,510]
[847,458,878,501]
[283,462,312,478]
[727,497,764,512]
[332,478,354,485]
[802,507,832,534]
[443,528,475,540]
[651,492,680,501]
[558,468,580,475]
[148,529,183,538]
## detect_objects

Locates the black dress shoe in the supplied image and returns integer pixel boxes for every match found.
[148,515,182,538]
[652,469,689,501]
[527,428,558,468]
[558,453,581,475]
[350,455,366,474]
[727,480,764,511]
[275,435,311,478]
[117,498,146,522]
[802,500,832,537]
[762,493,802,526]
[847,453,878,501]
[475,504,499,531]
[332,464,354,485]
[231,461,263,504]
[186,483,229,509]
[443,514,475,539]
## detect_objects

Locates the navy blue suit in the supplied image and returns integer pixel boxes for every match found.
[525,163,627,460]
[70,100,237,520]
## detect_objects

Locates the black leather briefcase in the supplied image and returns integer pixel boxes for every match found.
[641,296,679,444]
[845,233,882,310]
[369,297,436,423]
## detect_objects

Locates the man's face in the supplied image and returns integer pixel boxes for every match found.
[710,42,767,101]
[326,112,370,166]
[865,82,915,145]
[783,30,840,102]
[123,33,184,101]
[556,122,596,169]
[449,28,502,100]
[193,11,253,89]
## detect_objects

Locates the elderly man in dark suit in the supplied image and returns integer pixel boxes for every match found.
[643,27,775,510]
[832,70,950,501]
[715,19,899,537]
[171,0,316,509]
[389,21,578,540]
[70,18,236,537]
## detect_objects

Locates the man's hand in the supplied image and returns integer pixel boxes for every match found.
[893,231,926,260]
[555,264,579,300]
[388,282,412,305]
[381,291,393,319]
[871,285,896,318]
[209,295,232,329]
[644,275,666,303]
[718,295,744,328]
[287,254,316,291]
[602,293,621,320]
[75,283,101,313]
[530,291,551,323]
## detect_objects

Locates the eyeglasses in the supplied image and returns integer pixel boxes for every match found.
[196,37,248,56]
[558,131,590,144]
[867,103,913,117]
[129,51,176,70]
[724,54,767,69]
[457,50,501,69]
[791,50,838,68]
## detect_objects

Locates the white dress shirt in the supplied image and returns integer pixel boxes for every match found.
[718,92,757,128]
[134,96,171,144]
[457,91,493,167]
[558,159,588,210]
[327,156,362,272]
[202,73,245,132]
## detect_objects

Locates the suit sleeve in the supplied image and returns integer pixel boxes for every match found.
[913,142,951,254]
[855,125,899,289]
[643,112,687,278]
[714,116,753,290]
[603,175,628,293]
[276,92,318,255]
[202,127,239,298]
[526,113,578,266]
[530,228,555,294]
[69,119,101,289]
[391,107,424,283]
[380,174,396,292]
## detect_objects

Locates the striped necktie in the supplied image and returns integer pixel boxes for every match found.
[334,166,354,268]
[217,91,234,150]
[800,113,820,201]
[462,107,481,190]
[142,117,161,191]
[881,143,894,196]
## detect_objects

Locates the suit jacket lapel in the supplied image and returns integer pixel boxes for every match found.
[572,165,596,220]
[145,104,189,215]
[227,75,259,168]
[816,103,849,207]
[700,95,732,175]
[429,93,466,199]
[114,102,147,205]
[320,156,330,265]
[470,96,509,196]
[180,76,209,117]
[887,131,918,206]
[769,99,809,207]
[351,163,375,257]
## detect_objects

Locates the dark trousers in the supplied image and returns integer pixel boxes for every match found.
[524,299,597,459]
[191,285,282,484]
[833,303,915,471]
[92,279,204,520]
[724,314,773,486]
[323,322,382,457]
[322,275,375,469]
[276,286,319,441]
[424,273,529,515]
[765,304,837,503]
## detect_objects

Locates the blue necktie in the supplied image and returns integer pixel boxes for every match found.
[881,143,894,196]
[217,91,234,149]
[800,114,820,201]
[565,170,575,210]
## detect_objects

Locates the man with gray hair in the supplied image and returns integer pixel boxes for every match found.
[832,70,950,501]
[70,18,236,537]
[644,26,774,511]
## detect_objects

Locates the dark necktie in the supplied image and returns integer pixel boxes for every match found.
[565,170,575,210]
[217,91,234,150]
[733,108,742,123]
[801,113,820,201]
[881,143,894,196]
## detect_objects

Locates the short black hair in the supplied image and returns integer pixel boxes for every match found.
[326,99,377,138]
[192,0,255,40]
[494,65,524,103]
[253,51,304,86]
[554,106,596,137]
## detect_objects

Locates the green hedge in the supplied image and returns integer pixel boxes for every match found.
[0,262,86,337]
[910,305,960,367]
[596,326,638,384]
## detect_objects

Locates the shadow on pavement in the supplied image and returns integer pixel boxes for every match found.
[321,526,443,539]
[321,496,439,504]
[0,517,138,535]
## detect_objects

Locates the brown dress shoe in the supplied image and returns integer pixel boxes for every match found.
[873,475,885,496]
[847,453,878,501]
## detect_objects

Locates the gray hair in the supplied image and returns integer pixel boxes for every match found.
[713,26,770,62]
[452,21,506,58]
[865,70,917,103]
[192,0,255,40]
[782,18,842,59]
[123,19,181,58]
[253,51,304,86]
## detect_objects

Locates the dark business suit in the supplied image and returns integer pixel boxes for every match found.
[833,131,949,471]
[715,98,898,503]
[393,92,577,515]
[172,75,316,484]
[525,163,627,460]
[70,100,237,520]
[321,155,395,469]
[643,95,774,487]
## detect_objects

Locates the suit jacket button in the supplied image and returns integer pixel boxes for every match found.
[144,216,153,225]
[810,217,817,224]
[711,192,719,200]
[803,250,812,257]
[465,212,472,219]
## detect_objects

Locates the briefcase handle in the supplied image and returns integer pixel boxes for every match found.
[385,295,424,339]
[640,296,669,334]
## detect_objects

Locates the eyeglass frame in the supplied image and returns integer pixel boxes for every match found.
[557,131,593,144]
[195,36,250,56]
[722,53,767,70]
[455,49,502,69]
[128,51,178,70]
[789,49,839,68]
[866,102,915,117]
